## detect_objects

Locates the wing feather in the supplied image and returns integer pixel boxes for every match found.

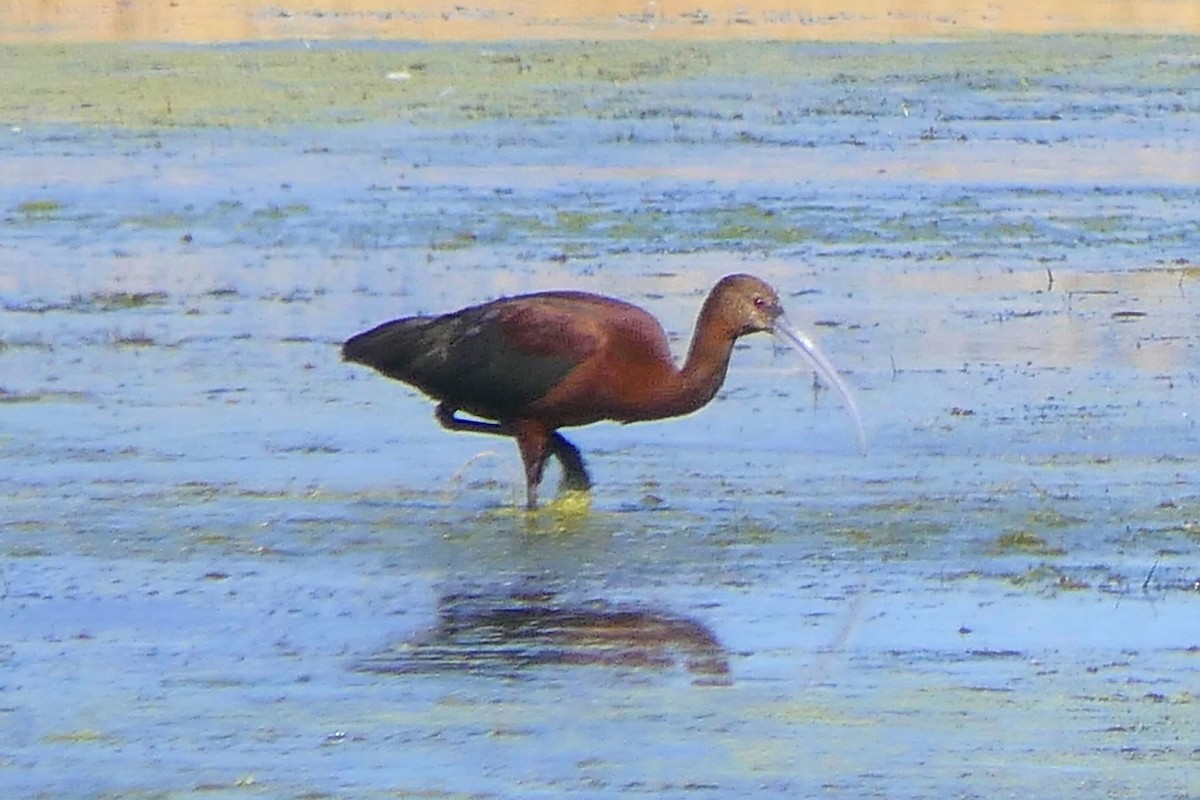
[342,295,606,420]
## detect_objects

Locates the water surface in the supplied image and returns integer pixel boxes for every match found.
[2,38,1199,798]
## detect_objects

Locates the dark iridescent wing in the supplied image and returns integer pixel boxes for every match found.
[342,297,600,419]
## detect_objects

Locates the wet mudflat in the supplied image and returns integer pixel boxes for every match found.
[2,37,1199,798]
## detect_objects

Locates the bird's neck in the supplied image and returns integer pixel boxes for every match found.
[668,297,738,416]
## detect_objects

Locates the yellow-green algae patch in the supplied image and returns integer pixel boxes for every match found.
[14,199,65,216]
[0,36,1195,129]
[990,529,1066,556]
[41,728,120,745]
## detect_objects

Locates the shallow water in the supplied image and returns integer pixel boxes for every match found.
[2,38,1200,798]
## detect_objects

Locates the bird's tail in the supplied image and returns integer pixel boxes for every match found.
[341,316,435,374]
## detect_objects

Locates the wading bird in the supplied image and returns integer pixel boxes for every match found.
[342,274,864,509]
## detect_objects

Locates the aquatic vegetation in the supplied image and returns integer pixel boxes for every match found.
[0,37,1195,129]
[251,203,311,221]
[428,229,480,251]
[14,199,63,217]
[41,729,118,745]
[1007,563,1091,590]
[93,291,169,310]
[990,529,1066,556]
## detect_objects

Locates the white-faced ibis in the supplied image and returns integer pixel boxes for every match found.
[342,274,864,509]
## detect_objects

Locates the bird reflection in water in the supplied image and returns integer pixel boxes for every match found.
[356,591,731,685]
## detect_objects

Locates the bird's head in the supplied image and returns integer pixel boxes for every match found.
[710,273,783,338]
[710,273,867,454]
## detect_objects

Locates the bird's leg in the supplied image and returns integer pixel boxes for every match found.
[548,433,592,494]
[435,403,505,436]
[513,420,552,511]
[437,404,590,504]
[438,405,549,509]
[437,403,536,504]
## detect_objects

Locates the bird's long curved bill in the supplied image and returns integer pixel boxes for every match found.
[773,315,868,455]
